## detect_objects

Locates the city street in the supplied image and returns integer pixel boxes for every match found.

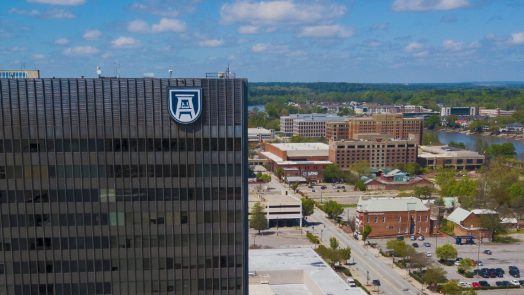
[308,209,426,295]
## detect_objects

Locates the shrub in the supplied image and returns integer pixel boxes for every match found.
[306,231,320,244]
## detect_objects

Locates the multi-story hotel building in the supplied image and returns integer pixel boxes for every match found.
[0,69,40,79]
[325,114,423,144]
[0,78,247,294]
[328,138,418,169]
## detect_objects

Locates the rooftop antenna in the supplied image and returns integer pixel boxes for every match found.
[96,66,102,78]
[168,67,173,79]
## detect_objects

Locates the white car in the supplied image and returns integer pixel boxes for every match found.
[346,278,357,288]
[458,281,471,288]
[510,280,520,286]
[425,252,432,257]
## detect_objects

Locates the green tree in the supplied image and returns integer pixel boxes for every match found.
[337,107,355,116]
[249,202,267,234]
[435,244,458,261]
[301,198,315,217]
[458,258,474,273]
[508,181,524,228]
[350,160,370,176]
[479,214,504,241]
[339,247,351,262]
[441,280,474,295]
[422,266,447,288]
[452,177,477,209]
[275,166,284,182]
[323,164,344,183]
[436,168,457,197]
[355,179,367,191]
[423,132,441,145]
[323,200,344,220]
[330,237,339,250]
[425,115,440,130]
[386,240,410,258]
[256,172,272,183]
[290,182,299,193]
[486,142,516,159]
[413,186,434,199]
[448,141,466,149]
[361,224,372,241]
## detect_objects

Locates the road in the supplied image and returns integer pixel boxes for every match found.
[308,209,424,295]
[257,175,425,294]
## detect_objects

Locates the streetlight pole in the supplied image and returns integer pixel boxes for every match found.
[477,233,482,271]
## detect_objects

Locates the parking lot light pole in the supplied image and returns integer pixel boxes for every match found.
[477,233,481,271]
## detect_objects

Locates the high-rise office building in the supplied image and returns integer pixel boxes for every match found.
[0,78,247,294]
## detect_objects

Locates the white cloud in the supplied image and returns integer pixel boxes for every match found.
[393,0,469,12]
[199,39,224,48]
[111,36,140,48]
[54,37,69,45]
[221,1,346,25]
[27,0,85,5]
[299,25,353,38]
[63,46,99,56]
[130,2,179,17]
[151,18,186,33]
[251,43,290,54]
[509,32,524,45]
[32,53,46,60]
[238,25,259,34]
[83,29,102,40]
[9,8,40,16]
[442,39,463,51]
[404,41,424,52]
[128,20,150,33]
[9,7,75,18]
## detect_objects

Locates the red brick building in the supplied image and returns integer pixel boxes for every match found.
[260,143,332,182]
[445,208,497,241]
[356,197,431,238]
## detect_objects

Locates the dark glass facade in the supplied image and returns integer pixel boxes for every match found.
[0,78,248,294]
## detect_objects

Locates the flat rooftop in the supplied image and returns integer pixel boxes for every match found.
[248,127,274,135]
[418,145,484,158]
[270,142,329,152]
[249,193,301,206]
[249,248,366,295]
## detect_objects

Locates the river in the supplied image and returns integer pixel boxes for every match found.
[248,104,265,112]
[432,130,524,160]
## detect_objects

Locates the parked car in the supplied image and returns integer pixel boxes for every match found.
[417,235,424,241]
[412,243,419,248]
[423,242,431,247]
[476,260,483,266]
[519,280,524,286]
[471,282,480,289]
[425,252,432,257]
[483,249,492,255]
[478,280,490,287]
[372,279,381,286]
[496,268,505,278]
[410,235,416,241]
[458,281,471,288]
[396,235,404,241]
[320,185,327,190]
[346,278,357,287]
[509,280,520,286]
[509,266,520,278]
[495,281,511,287]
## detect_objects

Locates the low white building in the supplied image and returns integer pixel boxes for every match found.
[249,248,366,295]
[248,127,275,142]
[249,191,303,227]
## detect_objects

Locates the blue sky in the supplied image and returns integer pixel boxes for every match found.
[1,0,523,82]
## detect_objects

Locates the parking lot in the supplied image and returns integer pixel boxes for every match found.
[296,182,399,205]
[372,233,524,289]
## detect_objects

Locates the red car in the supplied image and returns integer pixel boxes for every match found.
[471,282,481,289]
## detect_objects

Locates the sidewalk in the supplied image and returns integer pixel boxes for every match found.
[362,242,435,294]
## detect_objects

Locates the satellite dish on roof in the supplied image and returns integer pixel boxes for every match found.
[96,66,102,78]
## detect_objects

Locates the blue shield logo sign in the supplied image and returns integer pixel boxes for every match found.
[168,88,202,124]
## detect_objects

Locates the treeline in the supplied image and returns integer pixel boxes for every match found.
[248,82,524,111]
